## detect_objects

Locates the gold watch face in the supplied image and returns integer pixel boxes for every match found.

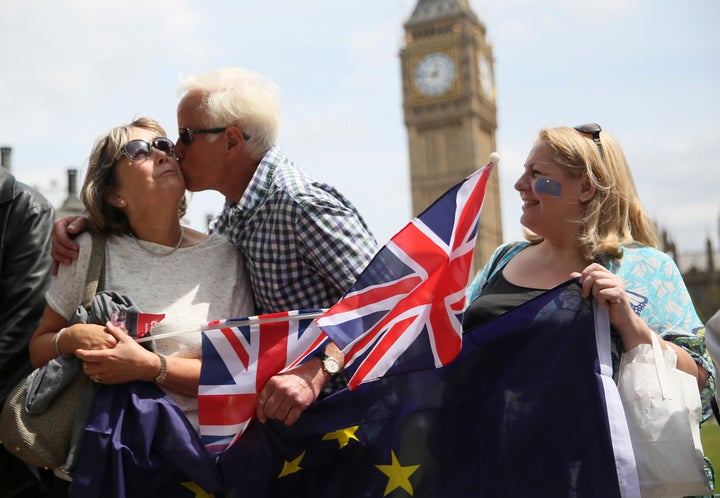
[323,356,341,375]
[414,52,456,97]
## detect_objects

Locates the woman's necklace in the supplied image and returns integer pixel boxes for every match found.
[130,226,184,257]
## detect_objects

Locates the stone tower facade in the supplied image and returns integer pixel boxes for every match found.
[400,0,503,270]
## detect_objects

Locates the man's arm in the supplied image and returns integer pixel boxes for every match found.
[255,185,377,425]
[0,190,54,401]
[50,214,89,274]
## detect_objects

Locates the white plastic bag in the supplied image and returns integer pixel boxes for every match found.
[617,334,710,498]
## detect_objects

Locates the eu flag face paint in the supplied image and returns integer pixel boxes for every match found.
[534,178,562,197]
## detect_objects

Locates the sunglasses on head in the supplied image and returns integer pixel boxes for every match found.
[573,123,604,158]
[116,137,176,162]
[178,127,252,145]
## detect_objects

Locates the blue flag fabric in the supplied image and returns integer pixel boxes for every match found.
[71,382,223,498]
[71,281,639,497]
[216,280,638,497]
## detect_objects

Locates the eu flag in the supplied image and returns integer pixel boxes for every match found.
[71,382,223,497]
[72,281,638,497]
[216,280,639,497]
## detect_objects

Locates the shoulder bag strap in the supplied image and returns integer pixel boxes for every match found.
[83,231,106,310]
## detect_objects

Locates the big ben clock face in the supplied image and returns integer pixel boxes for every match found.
[414,52,456,97]
[478,55,494,97]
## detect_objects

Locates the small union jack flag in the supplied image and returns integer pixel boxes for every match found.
[317,159,495,389]
[198,310,327,455]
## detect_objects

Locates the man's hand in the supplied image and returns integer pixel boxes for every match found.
[256,342,345,426]
[51,215,88,274]
[255,360,327,426]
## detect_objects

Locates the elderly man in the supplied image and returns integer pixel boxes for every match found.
[51,67,378,427]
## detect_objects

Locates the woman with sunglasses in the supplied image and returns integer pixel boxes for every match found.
[462,124,714,492]
[28,117,253,433]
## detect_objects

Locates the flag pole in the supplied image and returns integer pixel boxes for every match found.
[136,310,328,343]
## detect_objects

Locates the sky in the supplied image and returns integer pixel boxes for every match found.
[1,0,718,255]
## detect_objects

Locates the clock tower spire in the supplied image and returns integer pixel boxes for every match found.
[400,0,503,270]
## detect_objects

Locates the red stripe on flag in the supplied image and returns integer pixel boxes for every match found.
[348,314,418,388]
[256,312,291,391]
[328,276,421,315]
[220,327,250,370]
[451,167,491,251]
[198,393,256,426]
[428,301,462,365]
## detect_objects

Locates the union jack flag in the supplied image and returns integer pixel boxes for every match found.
[198,310,327,455]
[317,160,495,389]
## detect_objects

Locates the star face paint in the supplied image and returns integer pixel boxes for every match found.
[534,178,562,197]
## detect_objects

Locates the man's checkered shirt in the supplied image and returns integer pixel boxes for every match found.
[210,145,378,315]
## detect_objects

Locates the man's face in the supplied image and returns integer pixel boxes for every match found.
[175,92,225,193]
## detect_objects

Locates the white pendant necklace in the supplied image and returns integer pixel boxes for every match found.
[130,226,184,257]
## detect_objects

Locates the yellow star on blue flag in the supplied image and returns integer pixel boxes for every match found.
[180,481,215,497]
[322,425,360,448]
[375,449,420,496]
[277,450,306,478]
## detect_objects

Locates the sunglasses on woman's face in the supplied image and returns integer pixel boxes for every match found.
[116,137,176,162]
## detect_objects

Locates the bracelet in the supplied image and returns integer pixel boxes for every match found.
[55,328,67,357]
[154,354,167,385]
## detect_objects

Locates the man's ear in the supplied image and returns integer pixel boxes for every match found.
[225,126,244,154]
[579,175,596,203]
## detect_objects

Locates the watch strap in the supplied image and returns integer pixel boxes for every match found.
[154,353,168,385]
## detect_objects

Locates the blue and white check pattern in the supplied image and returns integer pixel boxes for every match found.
[210,145,378,315]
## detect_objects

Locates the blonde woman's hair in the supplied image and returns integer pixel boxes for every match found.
[81,117,187,234]
[524,125,659,261]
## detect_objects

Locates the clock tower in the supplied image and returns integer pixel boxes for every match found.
[400,0,503,270]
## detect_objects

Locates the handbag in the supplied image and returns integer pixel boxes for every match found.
[617,333,711,497]
[0,232,105,468]
[0,367,89,468]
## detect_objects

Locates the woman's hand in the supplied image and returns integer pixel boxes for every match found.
[75,321,157,385]
[571,263,652,349]
[572,263,707,389]
[59,323,117,355]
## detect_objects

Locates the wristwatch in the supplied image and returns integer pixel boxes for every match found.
[316,351,341,377]
[154,353,168,385]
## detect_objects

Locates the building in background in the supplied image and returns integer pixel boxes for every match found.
[400,0,503,272]
[662,228,720,323]
[54,168,84,219]
[0,147,11,173]
[0,146,83,220]
[398,0,718,321]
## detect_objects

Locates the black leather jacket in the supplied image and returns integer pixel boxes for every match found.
[0,168,54,403]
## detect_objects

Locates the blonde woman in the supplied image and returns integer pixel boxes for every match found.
[464,123,713,415]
